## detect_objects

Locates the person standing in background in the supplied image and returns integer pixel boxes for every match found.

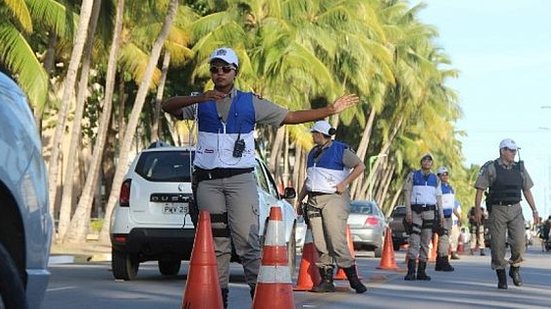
[434,166,455,272]
[403,153,443,281]
[468,205,487,256]
[295,120,367,294]
[449,200,462,260]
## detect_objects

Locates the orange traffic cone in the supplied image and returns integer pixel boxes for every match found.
[377,227,400,271]
[181,210,223,309]
[428,233,438,263]
[252,206,295,309]
[334,225,358,280]
[294,227,321,291]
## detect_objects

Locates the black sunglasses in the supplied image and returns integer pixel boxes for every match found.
[210,66,235,74]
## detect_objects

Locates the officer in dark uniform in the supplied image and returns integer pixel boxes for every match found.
[474,138,540,289]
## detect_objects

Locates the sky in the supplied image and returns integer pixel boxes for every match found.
[416,0,551,220]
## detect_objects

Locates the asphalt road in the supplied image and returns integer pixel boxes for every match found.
[43,244,551,309]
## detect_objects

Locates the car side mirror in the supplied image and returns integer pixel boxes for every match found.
[282,187,296,199]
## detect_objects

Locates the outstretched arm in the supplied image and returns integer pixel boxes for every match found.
[162,90,227,117]
[281,94,359,124]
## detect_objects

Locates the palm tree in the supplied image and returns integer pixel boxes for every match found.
[58,0,103,243]
[0,0,76,113]
[64,0,127,245]
[99,0,180,242]
[47,0,95,231]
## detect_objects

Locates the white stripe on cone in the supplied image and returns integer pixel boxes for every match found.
[257,265,292,283]
[263,219,285,246]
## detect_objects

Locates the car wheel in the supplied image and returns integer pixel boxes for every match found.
[374,246,383,258]
[287,224,297,278]
[112,249,139,280]
[0,243,27,309]
[158,260,181,276]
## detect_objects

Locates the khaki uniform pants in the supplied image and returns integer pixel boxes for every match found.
[406,209,435,262]
[307,193,354,269]
[196,172,260,288]
[449,224,460,252]
[470,225,486,249]
[488,203,525,269]
[437,217,453,256]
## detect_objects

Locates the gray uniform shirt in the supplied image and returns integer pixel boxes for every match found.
[181,88,288,128]
[474,158,534,191]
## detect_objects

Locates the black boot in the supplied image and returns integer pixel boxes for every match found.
[311,267,336,293]
[416,261,431,280]
[343,266,367,294]
[221,288,229,309]
[404,259,416,281]
[480,249,486,256]
[509,266,523,286]
[435,256,454,272]
[496,269,508,289]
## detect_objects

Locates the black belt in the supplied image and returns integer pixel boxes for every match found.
[493,201,520,206]
[194,167,254,182]
[308,191,333,197]
[411,204,436,211]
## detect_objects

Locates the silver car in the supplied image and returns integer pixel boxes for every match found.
[347,200,386,257]
[0,72,53,308]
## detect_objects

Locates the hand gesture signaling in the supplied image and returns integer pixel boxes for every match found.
[202,90,227,101]
[330,94,360,114]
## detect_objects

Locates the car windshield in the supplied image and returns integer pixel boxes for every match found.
[350,202,375,214]
[135,150,194,182]
[391,206,406,217]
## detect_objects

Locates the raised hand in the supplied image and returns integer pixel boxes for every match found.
[330,94,360,114]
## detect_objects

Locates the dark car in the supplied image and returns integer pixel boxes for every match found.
[388,205,408,251]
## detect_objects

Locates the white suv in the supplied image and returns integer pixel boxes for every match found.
[110,144,301,280]
[0,72,52,308]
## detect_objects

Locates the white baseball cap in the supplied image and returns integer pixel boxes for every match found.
[420,152,433,162]
[437,166,449,175]
[310,120,333,136]
[499,138,520,150]
[209,47,239,67]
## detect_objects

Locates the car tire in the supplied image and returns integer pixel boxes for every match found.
[287,223,297,278]
[374,246,383,258]
[158,260,181,276]
[112,249,139,280]
[0,243,27,309]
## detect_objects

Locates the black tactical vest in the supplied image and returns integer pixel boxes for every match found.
[488,160,522,204]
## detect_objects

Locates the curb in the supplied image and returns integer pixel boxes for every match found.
[48,253,111,265]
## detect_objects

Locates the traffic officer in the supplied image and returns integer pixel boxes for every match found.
[295,120,367,294]
[162,47,359,307]
[474,138,540,289]
[449,200,462,260]
[434,166,455,271]
[403,153,443,281]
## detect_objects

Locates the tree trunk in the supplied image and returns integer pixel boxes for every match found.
[47,0,95,223]
[99,0,179,242]
[151,51,171,142]
[268,126,285,172]
[67,0,126,244]
[60,0,102,243]
[350,106,376,198]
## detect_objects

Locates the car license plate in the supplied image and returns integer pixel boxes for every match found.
[162,203,189,214]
